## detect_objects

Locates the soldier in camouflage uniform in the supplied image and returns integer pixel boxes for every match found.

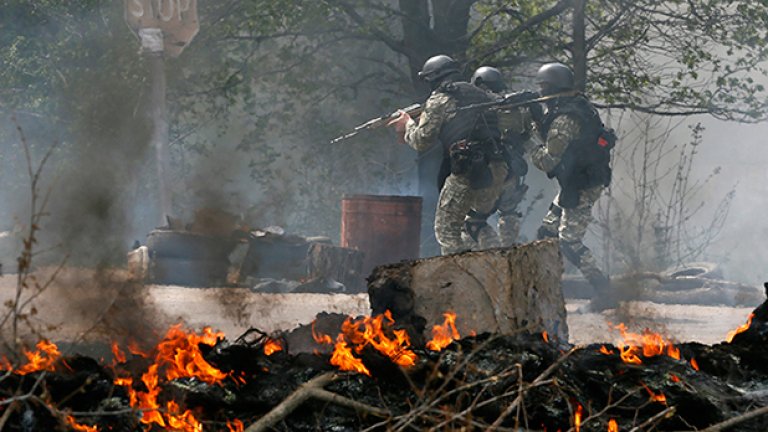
[389,55,507,255]
[463,66,542,249]
[524,63,616,312]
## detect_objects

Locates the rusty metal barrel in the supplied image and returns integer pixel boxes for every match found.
[341,195,422,278]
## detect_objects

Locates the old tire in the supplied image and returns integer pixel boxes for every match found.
[150,256,229,287]
[146,230,236,261]
[659,262,722,291]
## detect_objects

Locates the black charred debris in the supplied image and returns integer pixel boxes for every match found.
[5,289,768,432]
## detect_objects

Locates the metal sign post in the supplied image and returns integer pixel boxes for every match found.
[124,0,199,224]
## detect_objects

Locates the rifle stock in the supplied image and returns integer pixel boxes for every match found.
[330,103,423,143]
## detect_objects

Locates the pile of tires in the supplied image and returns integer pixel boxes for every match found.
[147,230,236,287]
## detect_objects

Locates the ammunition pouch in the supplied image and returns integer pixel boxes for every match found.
[464,211,491,242]
[449,139,501,189]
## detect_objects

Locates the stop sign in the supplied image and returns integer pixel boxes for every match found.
[124,0,199,57]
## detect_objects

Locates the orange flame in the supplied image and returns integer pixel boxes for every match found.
[128,340,151,358]
[227,419,245,432]
[641,382,667,404]
[65,416,99,432]
[574,403,583,432]
[0,356,11,371]
[690,357,700,371]
[155,325,227,384]
[330,333,370,376]
[599,345,614,355]
[311,321,333,345]
[114,326,228,429]
[670,373,681,383]
[313,322,370,375]
[426,311,460,351]
[312,311,419,375]
[16,340,61,375]
[111,341,126,364]
[263,338,283,355]
[607,418,618,432]
[166,400,203,432]
[612,323,682,365]
[542,331,549,343]
[726,313,754,343]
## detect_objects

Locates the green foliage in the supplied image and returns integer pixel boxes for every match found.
[2,0,768,252]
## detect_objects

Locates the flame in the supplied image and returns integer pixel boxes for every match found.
[155,325,227,384]
[311,321,333,345]
[263,338,283,355]
[227,419,245,432]
[330,333,370,376]
[726,313,754,343]
[599,345,614,355]
[612,323,682,365]
[574,403,583,432]
[65,416,99,432]
[690,358,700,371]
[111,341,126,364]
[426,311,460,351]
[128,340,151,358]
[313,311,418,375]
[641,382,666,404]
[313,322,370,375]
[542,331,549,343]
[670,373,681,383]
[607,418,618,432]
[114,326,227,429]
[166,401,203,432]
[16,340,61,375]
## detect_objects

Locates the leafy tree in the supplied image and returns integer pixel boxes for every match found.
[2,0,768,265]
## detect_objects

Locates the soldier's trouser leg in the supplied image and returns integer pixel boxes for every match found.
[464,210,501,250]
[497,177,527,246]
[558,186,609,288]
[537,202,562,240]
[436,162,507,255]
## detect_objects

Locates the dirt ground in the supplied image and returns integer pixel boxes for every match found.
[0,269,757,348]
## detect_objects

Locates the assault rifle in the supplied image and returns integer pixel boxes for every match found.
[449,90,579,114]
[330,103,423,144]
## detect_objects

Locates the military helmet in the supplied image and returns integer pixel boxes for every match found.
[535,62,575,95]
[471,66,506,93]
[418,55,460,82]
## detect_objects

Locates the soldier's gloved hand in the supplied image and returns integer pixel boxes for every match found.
[387,110,412,144]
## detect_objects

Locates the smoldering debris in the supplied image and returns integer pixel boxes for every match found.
[2,291,768,431]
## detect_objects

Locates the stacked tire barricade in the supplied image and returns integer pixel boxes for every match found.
[127,209,365,292]
[563,262,763,306]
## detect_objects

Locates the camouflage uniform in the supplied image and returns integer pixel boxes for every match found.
[405,88,506,255]
[527,100,610,289]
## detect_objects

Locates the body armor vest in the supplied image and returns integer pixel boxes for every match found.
[437,82,501,146]
[435,81,502,189]
[540,95,612,206]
